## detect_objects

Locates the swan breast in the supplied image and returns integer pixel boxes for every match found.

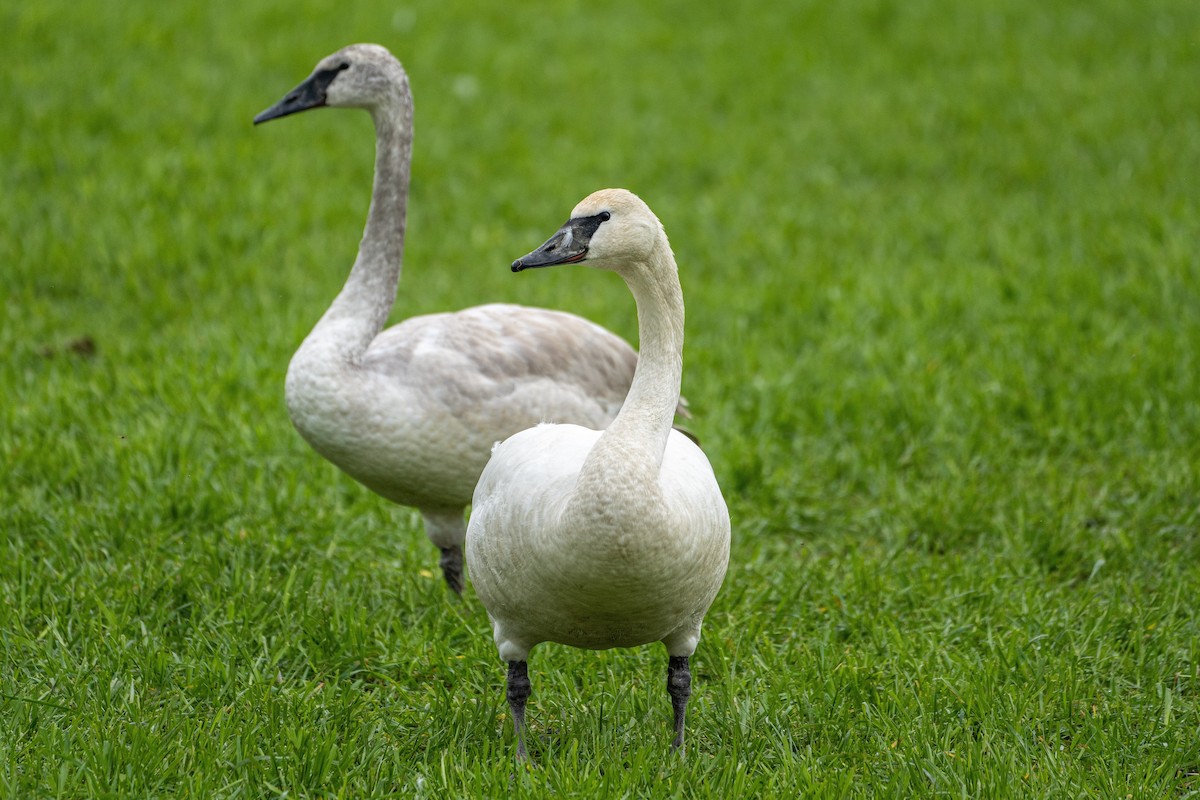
[467,426,730,653]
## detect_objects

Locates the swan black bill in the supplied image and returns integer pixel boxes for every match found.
[253,63,349,124]
[510,212,609,272]
[511,241,588,272]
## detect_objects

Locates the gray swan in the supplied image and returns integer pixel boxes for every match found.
[253,45,680,593]
[466,189,730,757]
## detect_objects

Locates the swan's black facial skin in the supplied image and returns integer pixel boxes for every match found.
[253,62,350,124]
[511,212,611,272]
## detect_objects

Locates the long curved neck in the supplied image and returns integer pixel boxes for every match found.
[572,239,684,504]
[308,97,413,361]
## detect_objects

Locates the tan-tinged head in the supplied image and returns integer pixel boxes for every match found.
[511,189,669,276]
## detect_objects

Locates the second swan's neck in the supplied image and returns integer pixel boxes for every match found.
[307,97,413,361]
[573,239,685,502]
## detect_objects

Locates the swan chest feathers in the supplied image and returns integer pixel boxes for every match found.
[285,341,480,511]
[467,424,731,659]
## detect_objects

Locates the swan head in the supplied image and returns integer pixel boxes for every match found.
[253,44,409,124]
[512,189,666,275]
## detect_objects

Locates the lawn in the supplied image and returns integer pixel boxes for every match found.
[3,0,1199,796]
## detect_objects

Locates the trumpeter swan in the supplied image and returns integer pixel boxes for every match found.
[466,189,730,757]
[253,46,679,593]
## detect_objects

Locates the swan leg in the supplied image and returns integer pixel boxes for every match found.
[438,545,464,594]
[667,655,691,751]
[506,660,532,760]
[421,510,467,595]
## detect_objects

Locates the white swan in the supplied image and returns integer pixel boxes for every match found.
[466,189,731,757]
[253,46,678,593]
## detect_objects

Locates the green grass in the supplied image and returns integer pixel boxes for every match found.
[3,0,1200,796]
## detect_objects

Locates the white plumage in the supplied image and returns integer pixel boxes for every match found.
[467,189,731,757]
[253,46,673,592]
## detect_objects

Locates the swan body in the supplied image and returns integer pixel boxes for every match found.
[254,46,667,592]
[466,189,730,756]
[469,423,727,656]
[285,302,642,524]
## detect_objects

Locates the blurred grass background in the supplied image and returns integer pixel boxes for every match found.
[3,0,1199,796]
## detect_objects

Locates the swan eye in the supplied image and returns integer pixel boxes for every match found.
[599,211,612,222]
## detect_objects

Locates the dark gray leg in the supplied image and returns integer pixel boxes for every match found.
[667,655,692,750]
[507,660,532,759]
[438,545,464,595]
